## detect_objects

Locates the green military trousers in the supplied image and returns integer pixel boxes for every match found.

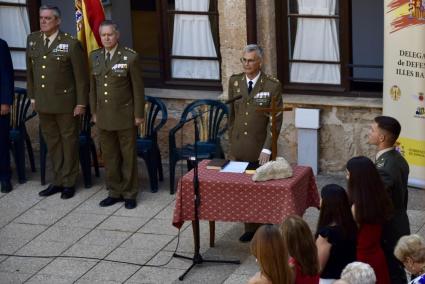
[98,127,139,199]
[39,113,79,187]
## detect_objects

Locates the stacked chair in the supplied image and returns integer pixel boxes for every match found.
[168,99,228,194]
[9,87,37,183]
[136,96,168,193]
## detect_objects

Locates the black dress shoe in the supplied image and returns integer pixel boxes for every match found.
[99,196,123,207]
[61,186,75,199]
[124,199,137,209]
[239,231,255,243]
[1,181,12,193]
[39,185,63,197]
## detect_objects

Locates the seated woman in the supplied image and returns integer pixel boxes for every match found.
[248,224,293,284]
[315,184,357,283]
[337,261,377,284]
[281,215,320,284]
[347,156,393,283]
[394,234,425,284]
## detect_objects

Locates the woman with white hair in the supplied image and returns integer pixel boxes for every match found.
[334,262,376,284]
[394,234,425,284]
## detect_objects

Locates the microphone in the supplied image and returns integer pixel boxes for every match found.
[222,95,243,104]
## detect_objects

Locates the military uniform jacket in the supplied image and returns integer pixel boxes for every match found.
[228,72,283,162]
[377,149,410,241]
[26,31,89,113]
[89,45,145,131]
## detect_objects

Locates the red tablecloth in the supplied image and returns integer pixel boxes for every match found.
[172,160,319,228]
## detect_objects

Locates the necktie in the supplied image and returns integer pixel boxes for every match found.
[106,52,111,68]
[44,38,50,49]
[248,80,253,94]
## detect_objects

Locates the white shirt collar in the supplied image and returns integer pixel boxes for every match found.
[105,45,118,60]
[43,30,59,47]
[246,71,261,88]
[376,147,394,161]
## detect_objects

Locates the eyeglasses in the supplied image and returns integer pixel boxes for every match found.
[240,57,258,65]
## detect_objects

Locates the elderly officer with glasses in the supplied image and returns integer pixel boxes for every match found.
[227,44,283,243]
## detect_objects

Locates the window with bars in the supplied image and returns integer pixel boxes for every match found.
[131,0,221,90]
[276,0,383,96]
[0,0,39,79]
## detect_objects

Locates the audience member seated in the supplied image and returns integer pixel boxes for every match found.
[281,215,320,284]
[248,224,293,284]
[394,234,425,284]
[315,184,357,283]
[335,261,377,284]
[347,156,393,283]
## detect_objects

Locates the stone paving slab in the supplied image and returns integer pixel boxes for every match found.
[0,165,423,284]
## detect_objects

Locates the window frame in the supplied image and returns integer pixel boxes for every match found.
[158,0,222,90]
[275,0,370,97]
[0,0,40,80]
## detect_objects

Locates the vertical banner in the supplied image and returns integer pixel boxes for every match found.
[384,0,425,189]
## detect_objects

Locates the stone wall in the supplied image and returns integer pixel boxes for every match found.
[278,97,383,174]
[218,0,247,97]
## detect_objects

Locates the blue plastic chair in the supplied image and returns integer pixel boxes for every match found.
[39,107,99,188]
[136,96,168,193]
[168,99,228,194]
[9,87,37,184]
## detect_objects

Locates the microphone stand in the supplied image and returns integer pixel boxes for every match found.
[173,109,240,281]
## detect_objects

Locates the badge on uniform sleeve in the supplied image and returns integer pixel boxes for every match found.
[234,81,239,87]
[376,160,385,168]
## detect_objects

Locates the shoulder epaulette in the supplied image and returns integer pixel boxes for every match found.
[124,47,137,54]
[230,72,244,79]
[63,33,76,40]
[266,74,280,83]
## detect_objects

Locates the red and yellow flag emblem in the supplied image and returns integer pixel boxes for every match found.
[75,0,105,55]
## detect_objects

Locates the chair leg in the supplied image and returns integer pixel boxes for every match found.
[79,142,92,188]
[12,138,26,184]
[144,152,158,193]
[156,147,164,181]
[25,132,36,172]
[39,133,47,185]
[169,157,177,195]
[90,141,100,177]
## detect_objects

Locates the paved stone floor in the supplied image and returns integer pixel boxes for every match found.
[0,162,424,283]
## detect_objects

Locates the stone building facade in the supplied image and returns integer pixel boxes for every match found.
[7,0,383,174]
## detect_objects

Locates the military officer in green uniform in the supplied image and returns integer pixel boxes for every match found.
[90,20,145,209]
[26,5,89,199]
[368,115,410,284]
[228,44,283,242]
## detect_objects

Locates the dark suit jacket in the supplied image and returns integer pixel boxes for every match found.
[228,72,283,162]
[89,45,145,131]
[26,31,89,113]
[377,149,410,244]
[0,38,14,106]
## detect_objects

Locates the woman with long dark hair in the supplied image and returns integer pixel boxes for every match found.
[347,156,393,283]
[315,184,357,283]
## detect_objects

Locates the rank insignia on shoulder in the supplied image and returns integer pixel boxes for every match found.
[376,160,385,168]
[124,47,136,53]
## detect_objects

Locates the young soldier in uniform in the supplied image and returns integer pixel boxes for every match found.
[368,115,410,283]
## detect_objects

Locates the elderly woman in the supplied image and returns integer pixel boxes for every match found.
[394,234,425,283]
